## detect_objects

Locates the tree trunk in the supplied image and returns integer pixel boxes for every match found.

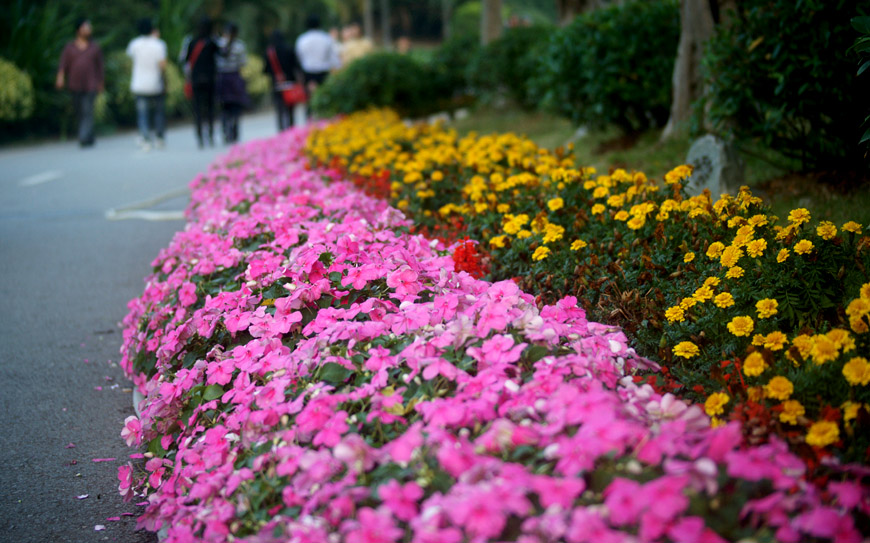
[481,0,502,45]
[555,0,612,25]
[380,0,392,48]
[363,0,375,41]
[660,0,716,140]
[442,0,453,40]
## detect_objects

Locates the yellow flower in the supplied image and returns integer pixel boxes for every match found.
[713,292,735,308]
[397,199,409,210]
[816,221,837,240]
[496,203,510,213]
[710,416,724,428]
[542,224,565,244]
[692,285,714,303]
[665,164,693,185]
[850,315,869,334]
[794,239,814,255]
[847,297,870,318]
[805,420,839,447]
[787,208,811,226]
[431,170,444,181]
[743,352,767,377]
[751,334,766,346]
[684,252,695,263]
[570,239,587,251]
[843,357,870,386]
[547,197,564,212]
[763,331,788,351]
[593,186,610,199]
[861,282,870,301]
[532,246,551,261]
[747,386,764,402]
[746,239,767,258]
[627,216,646,230]
[720,246,744,267]
[673,341,700,359]
[665,306,685,323]
[789,334,814,363]
[810,334,839,365]
[842,221,863,235]
[516,229,532,239]
[591,203,606,215]
[827,328,855,353]
[779,400,805,425]
[776,248,790,263]
[703,276,721,288]
[755,298,778,319]
[680,297,698,310]
[764,376,794,400]
[725,266,745,279]
[614,210,629,221]
[727,315,755,337]
[748,214,769,227]
[704,392,730,416]
[706,242,725,259]
[489,235,507,249]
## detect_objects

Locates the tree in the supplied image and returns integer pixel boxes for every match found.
[481,0,502,44]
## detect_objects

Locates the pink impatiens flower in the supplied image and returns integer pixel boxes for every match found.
[120,416,141,447]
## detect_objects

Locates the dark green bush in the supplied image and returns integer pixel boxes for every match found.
[429,33,481,102]
[311,52,438,118]
[704,0,869,173]
[465,25,552,109]
[530,0,679,133]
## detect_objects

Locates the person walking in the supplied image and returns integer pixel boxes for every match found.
[264,30,302,132]
[127,18,167,150]
[55,18,104,148]
[216,22,249,145]
[185,18,218,148]
[295,15,341,103]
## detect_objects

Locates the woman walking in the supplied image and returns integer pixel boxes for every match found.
[264,30,302,132]
[216,23,248,144]
[185,18,218,148]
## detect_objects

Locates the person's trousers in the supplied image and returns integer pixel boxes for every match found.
[71,91,96,145]
[135,94,166,142]
[272,91,292,131]
[221,103,242,144]
[191,83,215,146]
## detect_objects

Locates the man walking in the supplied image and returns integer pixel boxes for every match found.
[127,18,168,150]
[295,15,341,99]
[56,18,104,148]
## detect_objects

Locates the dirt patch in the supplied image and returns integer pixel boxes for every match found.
[593,132,642,154]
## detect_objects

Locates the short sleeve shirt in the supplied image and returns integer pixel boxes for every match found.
[126,35,167,95]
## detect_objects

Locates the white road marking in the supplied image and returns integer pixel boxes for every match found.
[105,209,185,221]
[19,170,63,187]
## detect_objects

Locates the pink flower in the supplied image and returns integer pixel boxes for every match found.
[386,266,420,299]
[379,480,423,521]
[178,282,197,307]
[120,416,142,447]
[344,507,404,543]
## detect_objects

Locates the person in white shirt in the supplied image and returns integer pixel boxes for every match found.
[295,15,341,95]
[126,18,167,150]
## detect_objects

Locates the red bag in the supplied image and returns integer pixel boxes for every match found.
[184,40,206,100]
[183,80,193,100]
[267,47,306,106]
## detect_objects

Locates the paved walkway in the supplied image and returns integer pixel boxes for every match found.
[0,112,282,542]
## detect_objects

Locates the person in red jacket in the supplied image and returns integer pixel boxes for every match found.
[56,18,104,148]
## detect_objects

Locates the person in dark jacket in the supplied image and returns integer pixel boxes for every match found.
[263,30,302,131]
[185,17,218,148]
[216,22,248,144]
[56,17,104,147]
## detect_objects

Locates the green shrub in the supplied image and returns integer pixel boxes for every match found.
[241,54,270,108]
[465,25,552,109]
[310,52,437,118]
[0,58,35,121]
[704,0,869,173]
[531,0,679,133]
[429,33,481,103]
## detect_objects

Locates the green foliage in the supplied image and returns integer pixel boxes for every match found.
[851,15,870,150]
[429,33,480,102]
[465,25,551,109]
[241,54,270,108]
[0,58,35,121]
[530,0,679,134]
[311,52,438,118]
[703,0,869,172]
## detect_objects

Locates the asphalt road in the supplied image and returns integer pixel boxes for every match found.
[0,111,280,542]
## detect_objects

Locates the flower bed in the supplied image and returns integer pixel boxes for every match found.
[118,125,870,541]
[305,110,870,468]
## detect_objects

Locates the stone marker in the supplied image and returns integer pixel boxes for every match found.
[684,134,744,197]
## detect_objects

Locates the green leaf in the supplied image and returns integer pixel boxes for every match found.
[851,16,870,35]
[860,127,870,145]
[147,436,167,457]
[319,362,354,385]
[203,384,224,401]
[523,345,551,364]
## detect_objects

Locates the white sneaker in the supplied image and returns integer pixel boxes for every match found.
[141,141,152,152]
[155,138,165,149]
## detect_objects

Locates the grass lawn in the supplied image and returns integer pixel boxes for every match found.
[449,105,870,226]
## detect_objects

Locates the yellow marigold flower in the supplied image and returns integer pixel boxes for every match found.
[515,229,531,240]
[810,334,839,365]
[743,352,767,377]
[661,199,678,212]
[431,170,444,181]
[680,297,698,310]
[764,331,788,351]
[703,276,721,288]
[503,220,520,235]
[747,386,764,402]
[752,334,766,346]
[474,202,489,213]
[683,252,696,264]
[591,203,606,215]
[776,248,790,263]
[727,315,755,337]
[693,285,714,303]
[489,235,507,249]
[665,164,693,185]
[542,224,565,244]
[704,392,730,417]
[850,315,869,334]
[496,203,510,213]
[714,292,735,308]
[861,282,870,301]
[570,239,587,251]
[787,208,811,226]
[673,341,700,359]
[706,242,725,259]
[532,246,551,261]
[583,180,598,190]
[710,416,724,428]
[794,239,814,255]
[665,306,685,323]
[728,216,746,228]
[755,298,778,319]
[842,221,863,235]
[806,420,839,447]
[725,266,745,279]
[656,211,670,221]
[847,297,870,318]
[791,334,814,361]
[593,186,610,199]
[746,239,767,258]
[748,214,769,227]
[827,328,855,353]
[627,216,646,230]
[614,210,629,221]
[816,221,837,240]
[547,197,564,211]
[607,194,625,208]
[843,357,870,386]
[779,400,805,425]
[397,199,409,210]
[720,246,744,268]
[764,376,794,401]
